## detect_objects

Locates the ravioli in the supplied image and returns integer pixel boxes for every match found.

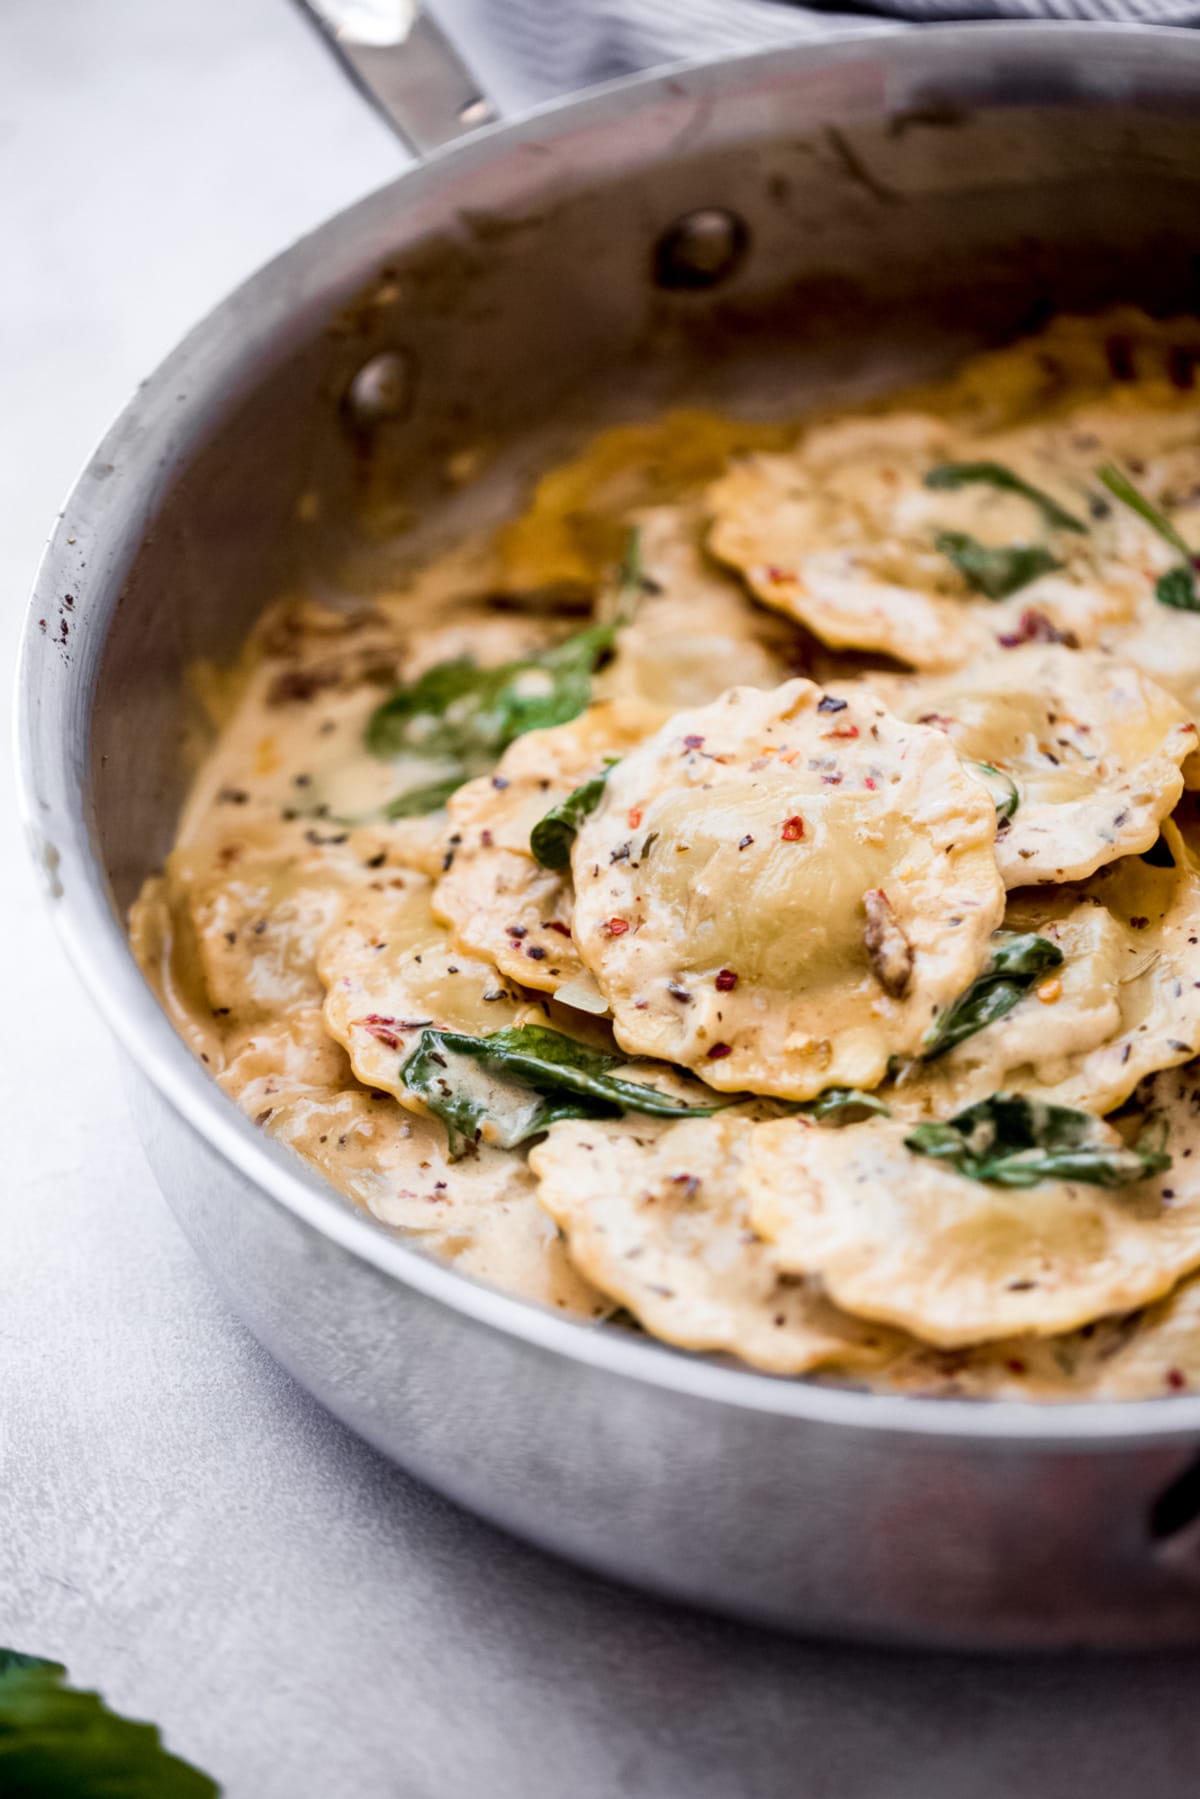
[747,1113,1200,1347]
[529,1115,900,1374]
[570,679,1004,1100]
[432,700,658,998]
[706,413,1141,671]
[868,647,1196,885]
[891,823,1200,1121]
[318,885,545,1113]
[268,1087,607,1316]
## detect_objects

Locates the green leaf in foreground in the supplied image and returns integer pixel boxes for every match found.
[402,1023,726,1159]
[925,461,1087,534]
[935,531,1061,601]
[0,1651,218,1797]
[530,765,616,869]
[1097,463,1200,611]
[923,932,1064,1060]
[905,1092,1171,1189]
[970,760,1020,824]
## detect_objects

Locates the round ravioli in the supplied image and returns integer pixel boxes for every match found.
[706,414,1140,671]
[868,646,1196,885]
[569,679,1005,1100]
[267,1087,606,1317]
[529,1115,900,1374]
[432,700,659,998]
[891,823,1200,1122]
[746,1113,1200,1347]
[318,884,545,1110]
[848,1060,1200,1399]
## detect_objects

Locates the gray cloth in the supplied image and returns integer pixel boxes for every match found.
[489,0,1200,96]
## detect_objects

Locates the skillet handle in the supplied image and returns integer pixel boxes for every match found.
[294,1,498,154]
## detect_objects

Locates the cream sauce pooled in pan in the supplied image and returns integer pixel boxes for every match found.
[132,311,1200,1399]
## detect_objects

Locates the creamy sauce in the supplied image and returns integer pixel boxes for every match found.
[132,310,1200,1399]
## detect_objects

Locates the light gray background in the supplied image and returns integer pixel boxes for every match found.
[6,3,1200,1794]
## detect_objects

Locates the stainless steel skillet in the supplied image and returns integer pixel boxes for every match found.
[19,16,1200,1649]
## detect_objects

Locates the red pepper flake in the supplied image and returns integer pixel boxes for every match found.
[764,566,791,584]
[628,806,642,829]
[822,724,859,740]
[683,734,705,751]
[781,815,805,842]
[707,1042,733,1059]
[546,920,572,938]
[863,776,877,791]
[1167,1366,1188,1391]
[672,1173,700,1199]
[715,968,738,992]
[358,1014,402,1049]
[603,917,629,937]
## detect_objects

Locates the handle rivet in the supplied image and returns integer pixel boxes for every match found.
[653,208,749,291]
[343,349,414,430]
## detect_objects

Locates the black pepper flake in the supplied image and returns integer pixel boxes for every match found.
[365,851,387,869]
[507,924,528,939]
[817,695,847,713]
[683,734,705,750]
[304,827,349,846]
[526,945,547,961]
[738,834,754,851]
[1130,916,1150,930]
[218,786,250,805]
[667,982,692,1004]
[491,775,510,790]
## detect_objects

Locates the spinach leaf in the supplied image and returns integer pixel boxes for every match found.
[970,760,1020,824]
[401,1023,727,1158]
[0,1651,218,1796]
[367,528,646,778]
[1097,463,1200,611]
[366,624,618,767]
[905,1092,1171,1188]
[798,1087,891,1124]
[923,932,1064,1060]
[530,765,617,869]
[925,461,1086,534]
[935,532,1061,601]
[1156,565,1200,613]
[383,774,466,819]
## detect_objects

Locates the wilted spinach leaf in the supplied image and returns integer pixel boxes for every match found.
[383,774,467,819]
[925,461,1086,534]
[905,1092,1171,1188]
[935,531,1061,601]
[530,765,616,869]
[365,531,646,807]
[798,1087,891,1124]
[970,760,1020,824]
[923,932,1064,1060]
[1097,463,1200,611]
[402,1022,726,1158]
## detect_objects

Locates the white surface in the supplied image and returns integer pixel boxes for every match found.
[6,3,1200,1794]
